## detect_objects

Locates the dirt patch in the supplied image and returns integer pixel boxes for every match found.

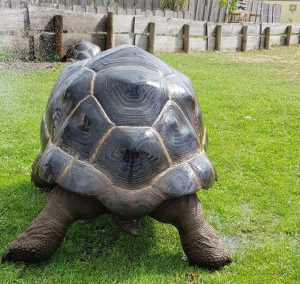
[0,61,66,73]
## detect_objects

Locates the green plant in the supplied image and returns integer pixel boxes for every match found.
[0,48,14,61]
[160,0,189,10]
[219,0,238,12]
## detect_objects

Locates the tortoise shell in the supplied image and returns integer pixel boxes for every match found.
[65,40,101,61]
[33,45,216,217]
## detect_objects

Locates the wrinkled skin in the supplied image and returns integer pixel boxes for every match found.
[2,186,231,269]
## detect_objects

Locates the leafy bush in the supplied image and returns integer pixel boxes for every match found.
[160,0,189,10]
[0,48,14,61]
[219,0,238,12]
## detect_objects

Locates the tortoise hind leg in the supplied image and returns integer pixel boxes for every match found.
[150,194,231,269]
[2,186,107,263]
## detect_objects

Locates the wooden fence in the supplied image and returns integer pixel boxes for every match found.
[0,0,281,23]
[0,7,299,59]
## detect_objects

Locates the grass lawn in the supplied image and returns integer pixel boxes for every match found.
[0,46,299,283]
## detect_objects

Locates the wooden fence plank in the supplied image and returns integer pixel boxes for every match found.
[196,0,205,21]
[209,0,219,22]
[0,9,25,30]
[155,35,183,52]
[261,23,289,47]
[268,4,273,23]
[134,16,206,36]
[134,34,147,50]
[249,1,258,22]
[273,4,281,23]
[29,7,107,32]
[218,2,228,23]
[2,0,282,24]
[188,0,197,20]
[290,24,300,44]
[204,0,212,22]
[219,23,243,51]
[207,22,216,50]
[0,9,29,58]
[255,1,262,23]
[221,23,243,36]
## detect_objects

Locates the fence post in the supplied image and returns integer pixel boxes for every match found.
[264,27,270,50]
[106,12,114,50]
[215,24,222,51]
[183,24,190,53]
[54,15,63,60]
[24,3,35,61]
[148,22,155,54]
[241,25,248,52]
[285,25,292,46]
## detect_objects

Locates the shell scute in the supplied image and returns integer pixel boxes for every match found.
[57,96,114,161]
[154,101,198,163]
[93,67,168,126]
[95,127,170,189]
[46,68,94,139]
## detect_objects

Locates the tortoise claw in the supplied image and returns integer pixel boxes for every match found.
[2,248,13,263]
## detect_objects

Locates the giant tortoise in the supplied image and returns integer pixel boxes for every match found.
[2,45,231,269]
[64,40,101,61]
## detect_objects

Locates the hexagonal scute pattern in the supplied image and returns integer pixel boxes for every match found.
[154,101,198,163]
[39,45,217,207]
[65,41,101,61]
[87,44,173,75]
[95,127,170,189]
[167,74,196,119]
[166,73,205,145]
[46,67,94,139]
[94,67,168,126]
[57,96,114,161]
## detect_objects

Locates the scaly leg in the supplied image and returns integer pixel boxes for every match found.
[2,186,107,263]
[150,194,231,269]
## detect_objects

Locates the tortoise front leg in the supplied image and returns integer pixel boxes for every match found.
[2,186,107,263]
[150,194,231,269]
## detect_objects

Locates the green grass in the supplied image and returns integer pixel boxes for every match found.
[0,46,299,283]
